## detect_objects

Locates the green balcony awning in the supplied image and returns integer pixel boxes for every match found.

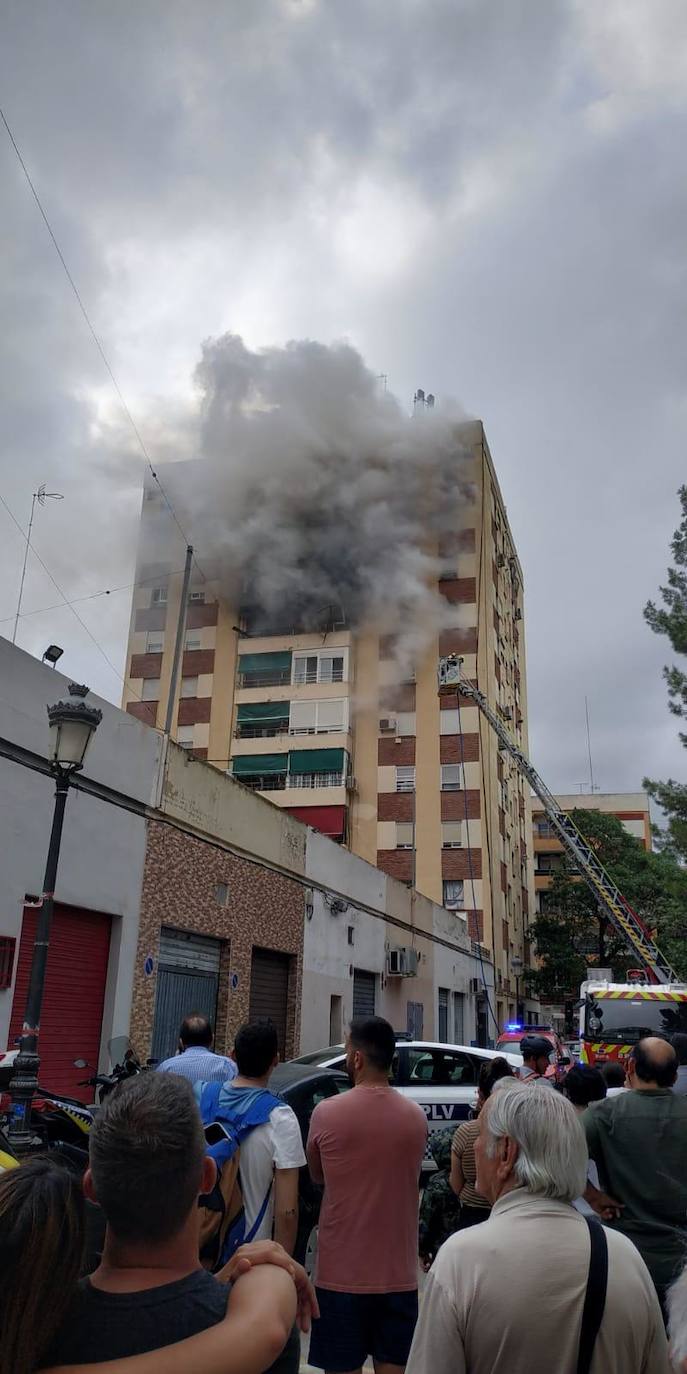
[232,753,288,777]
[288,748,346,775]
[238,651,292,674]
[236,701,289,724]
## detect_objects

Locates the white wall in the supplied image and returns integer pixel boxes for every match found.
[0,638,162,1063]
[302,830,386,1050]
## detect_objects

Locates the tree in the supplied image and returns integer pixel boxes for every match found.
[528,809,687,1002]
[644,485,687,858]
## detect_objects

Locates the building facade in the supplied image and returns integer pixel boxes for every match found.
[123,420,536,1034]
[532,792,653,904]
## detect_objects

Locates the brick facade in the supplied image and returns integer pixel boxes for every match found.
[178,696,212,725]
[441,848,482,880]
[439,733,479,764]
[439,577,477,605]
[378,737,416,766]
[377,791,415,822]
[126,700,157,725]
[376,850,413,883]
[130,820,304,1060]
[440,790,481,821]
[438,627,478,656]
[130,651,164,679]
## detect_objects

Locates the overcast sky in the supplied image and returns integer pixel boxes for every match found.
[1,0,685,802]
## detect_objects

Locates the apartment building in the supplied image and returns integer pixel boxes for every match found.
[532,792,652,905]
[123,420,536,1033]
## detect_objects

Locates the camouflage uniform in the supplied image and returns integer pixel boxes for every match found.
[418,1127,461,1265]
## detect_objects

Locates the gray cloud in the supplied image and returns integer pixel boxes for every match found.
[0,0,685,799]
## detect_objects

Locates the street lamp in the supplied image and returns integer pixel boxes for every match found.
[8,682,102,1154]
[511,954,525,1023]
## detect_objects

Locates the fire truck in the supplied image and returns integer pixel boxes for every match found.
[579,978,687,1067]
[437,656,684,1048]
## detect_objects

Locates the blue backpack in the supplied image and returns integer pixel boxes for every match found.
[197,1081,283,1271]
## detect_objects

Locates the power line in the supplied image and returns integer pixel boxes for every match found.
[0,733,484,966]
[0,104,208,585]
[0,489,140,697]
[0,566,188,628]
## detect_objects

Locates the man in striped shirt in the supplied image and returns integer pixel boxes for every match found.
[157,1013,237,1084]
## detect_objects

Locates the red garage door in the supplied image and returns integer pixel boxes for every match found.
[9,903,111,1101]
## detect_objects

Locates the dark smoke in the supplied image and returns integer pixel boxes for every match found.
[163,335,474,659]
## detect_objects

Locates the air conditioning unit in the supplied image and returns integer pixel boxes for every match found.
[379,718,396,733]
[496,554,505,568]
[386,946,419,978]
[502,706,512,721]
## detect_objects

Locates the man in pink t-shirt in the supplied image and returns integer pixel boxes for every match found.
[306,1016,427,1374]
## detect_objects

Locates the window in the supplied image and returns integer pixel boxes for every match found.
[180,677,198,698]
[536,820,554,838]
[394,712,416,737]
[289,771,344,789]
[443,879,465,909]
[396,766,415,793]
[439,710,460,735]
[185,631,202,651]
[145,632,163,654]
[177,726,194,749]
[537,854,563,873]
[396,822,415,849]
[188,590,205,603]
[441,764,463,791]
[215,882,229,905]
[292,651,346,685]
[151,587,167,605]
[403,1046,476,1086]
[239,651,292,688]
[438,988,450,1043]
[289,699,347,735]
[141,678,160,701]
[442,822,463,849]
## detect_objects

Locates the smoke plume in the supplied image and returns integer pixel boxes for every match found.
[161,335,474,663]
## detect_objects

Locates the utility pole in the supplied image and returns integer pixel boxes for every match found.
[164,546,193,737]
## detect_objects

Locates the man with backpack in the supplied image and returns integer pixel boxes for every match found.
[196,1021,305,1261]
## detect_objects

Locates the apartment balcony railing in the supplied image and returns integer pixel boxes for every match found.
[238,670,292,689]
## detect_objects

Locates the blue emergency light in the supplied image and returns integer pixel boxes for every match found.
[505,1022,523,1032]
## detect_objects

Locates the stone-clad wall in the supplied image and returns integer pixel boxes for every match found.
[129,819,304,1059]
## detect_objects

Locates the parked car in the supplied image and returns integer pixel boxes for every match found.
[292,1040,522,1168]
[268,1061,351,1270]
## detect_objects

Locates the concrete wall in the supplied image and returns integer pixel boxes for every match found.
[302,826,487,1051]
[302,830,386,1049]
[0,638,162,1063]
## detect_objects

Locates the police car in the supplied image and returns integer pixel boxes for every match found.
[294,1039,522,1166]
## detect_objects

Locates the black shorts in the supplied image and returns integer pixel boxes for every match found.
[308,1287,419,1371]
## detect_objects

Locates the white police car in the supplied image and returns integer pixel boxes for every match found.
[294,1039,522,1166]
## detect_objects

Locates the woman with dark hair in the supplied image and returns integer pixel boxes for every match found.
[0,1155,85,1374]
[449,1056,514,1228]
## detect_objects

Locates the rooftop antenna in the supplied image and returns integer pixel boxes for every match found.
[12,485,64,645]
[376,373,388,392]
[584,696,600,793]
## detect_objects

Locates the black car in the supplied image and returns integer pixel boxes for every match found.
[268,1061,350,1269]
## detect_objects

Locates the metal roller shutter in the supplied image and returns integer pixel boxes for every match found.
[249,948,291,1057]
[9,903,111,1102]
[151,930,221,1063]
[352,968,376,1019]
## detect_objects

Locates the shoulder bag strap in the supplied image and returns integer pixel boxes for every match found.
[577,1216,609,1374]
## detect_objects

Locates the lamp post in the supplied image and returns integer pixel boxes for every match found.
[8,682,102,1154]
[511,954,524,1023]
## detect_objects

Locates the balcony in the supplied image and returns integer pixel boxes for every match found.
[238,670,291,689]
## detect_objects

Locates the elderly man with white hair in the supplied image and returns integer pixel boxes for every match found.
[406,1081,669,1374]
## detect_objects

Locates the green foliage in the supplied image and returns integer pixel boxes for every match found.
[530,809,687,997]
[644,486,687,858]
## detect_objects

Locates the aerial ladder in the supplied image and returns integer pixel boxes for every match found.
[438,654,679,986]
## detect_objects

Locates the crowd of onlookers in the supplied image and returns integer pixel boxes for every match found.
[1,1015,687,1373]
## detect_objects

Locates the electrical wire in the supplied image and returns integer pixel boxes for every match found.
[0,104,208,586]
[0,489,144,700]
[457,694,501,1038]
[0,736,478,963]
[0,567,188,628]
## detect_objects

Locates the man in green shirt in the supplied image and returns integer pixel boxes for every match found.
[584,1036,687,1315]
